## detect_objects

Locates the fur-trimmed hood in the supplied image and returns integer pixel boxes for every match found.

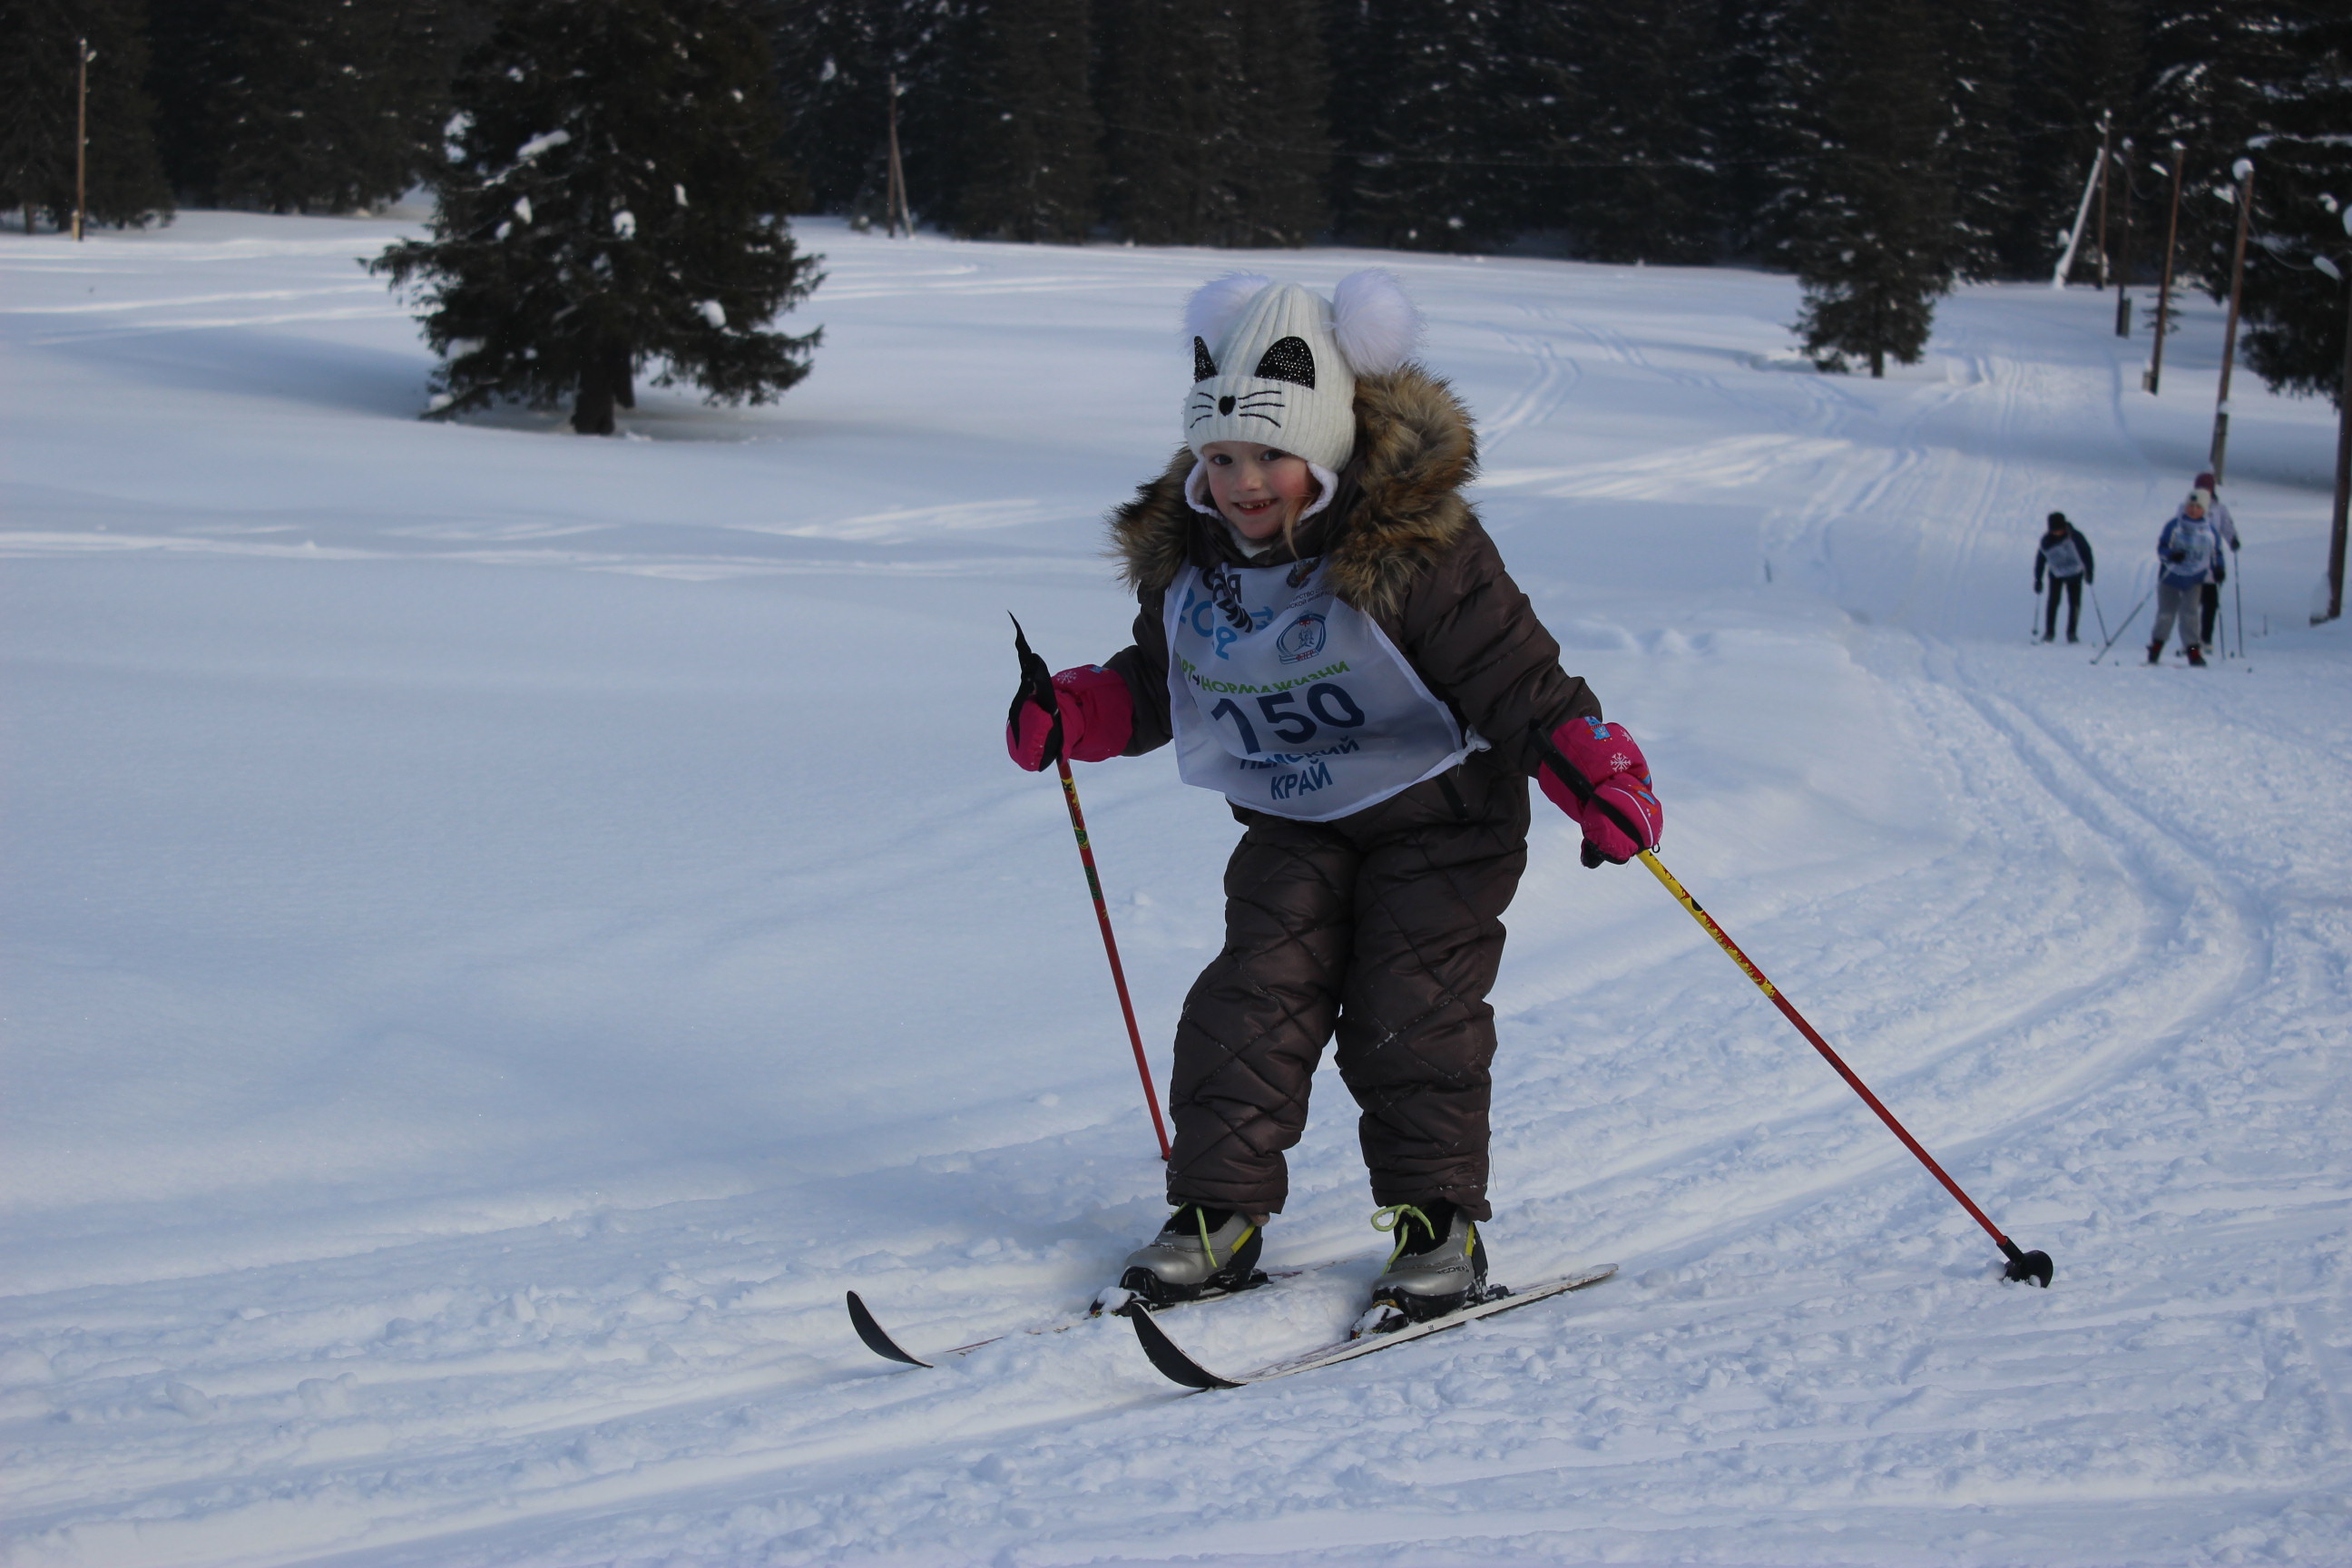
[1110,365,1477,623]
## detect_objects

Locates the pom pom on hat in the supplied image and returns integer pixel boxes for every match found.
[1331,270,1421,376]
[1184,273,1275,357]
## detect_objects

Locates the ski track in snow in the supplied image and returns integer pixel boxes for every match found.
[3,214,2349,1566]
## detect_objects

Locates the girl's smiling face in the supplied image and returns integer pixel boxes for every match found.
[1201,441,1318,542]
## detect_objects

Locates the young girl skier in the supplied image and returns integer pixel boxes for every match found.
[1006,272,1662,1328]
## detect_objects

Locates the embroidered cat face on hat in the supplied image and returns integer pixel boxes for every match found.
[1180,271,1422,518]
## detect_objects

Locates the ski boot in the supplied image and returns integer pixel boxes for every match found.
[2186,644,2207,667]
[2145,642,2163,665]
[1103,1203,1265,1311]
[1357,1201,1489,1335]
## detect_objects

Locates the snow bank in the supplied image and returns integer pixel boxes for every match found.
[3,211,2348,1567]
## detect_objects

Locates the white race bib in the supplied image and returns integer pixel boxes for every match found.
[1164,558,1484,822]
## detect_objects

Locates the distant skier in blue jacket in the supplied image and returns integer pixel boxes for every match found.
[2190,472,2240,649]
[2148,494,2219,667]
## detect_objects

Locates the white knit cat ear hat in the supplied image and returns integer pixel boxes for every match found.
[1181,270,1423,522]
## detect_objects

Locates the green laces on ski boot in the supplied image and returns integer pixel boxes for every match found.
[1360,1200,1488,1332]
[1110,1203,1266,1310]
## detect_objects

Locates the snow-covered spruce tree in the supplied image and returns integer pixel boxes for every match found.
[1999,0,2143,279]
[2237,128,2352,408]
[2143,0,2349,404]
[1939,0,2019,281]
[2141,0,2283,275]
[951,0,1100,241]
[770,0,965,224]
[1786,0,1955,376]
[1328,0,1517,251]
[2211,5,2350,406]
[1716,0,1825,264]
[1101,0,1328,247]
[0,0,172,230]
[1512,0,1720,263]
[373,0,821,436]
[149,0,465,212]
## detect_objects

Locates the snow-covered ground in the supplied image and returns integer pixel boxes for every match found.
[5,211,2350,1567]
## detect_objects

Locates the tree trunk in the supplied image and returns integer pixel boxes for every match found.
[611,346,635,410]
[1870,347,1885,378]
[573,360,617,435]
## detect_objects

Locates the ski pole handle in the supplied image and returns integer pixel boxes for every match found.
[1528,722,1651,858]
[1009,614,1064,766]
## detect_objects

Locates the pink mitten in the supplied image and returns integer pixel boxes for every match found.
[1536,717,1662,864]
[1005,664,1135,770]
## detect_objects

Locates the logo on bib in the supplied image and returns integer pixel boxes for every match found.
[1275,613,1328,663]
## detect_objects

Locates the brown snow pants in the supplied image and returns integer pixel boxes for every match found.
[1166,750,1531,1221]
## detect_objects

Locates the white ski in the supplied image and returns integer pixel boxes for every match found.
[846,1261,1339,1369]
[1127,1265,1618,1388]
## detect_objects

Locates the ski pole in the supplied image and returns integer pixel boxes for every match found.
[2089,583,2151,664]
[1010,617,1171,1161]
[2090,582,2110,646]
[1531,726,2053,1288]
[2232,567,2245,660]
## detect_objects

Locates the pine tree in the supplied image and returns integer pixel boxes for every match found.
[0,0,172,230]
[2133,0,2352,406]
[1787,0,1955,375]
[2001,0,2144,280]
[149,0,466,212]
[771,0,965,224]
[1941,0,2021,280]
[1102,0,1328,247]
[372,0,823,436]
[1328,0,1513,250]
[1514,0,1720,263]
[2204,2,2350,406]
[952,0,1100,241]
[2141,0,2275,275]
[1717,0,1822,265]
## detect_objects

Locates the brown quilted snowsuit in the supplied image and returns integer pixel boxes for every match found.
[1098,367,1602,1220]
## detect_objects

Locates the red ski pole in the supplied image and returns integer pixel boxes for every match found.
[1531,727,2053,1287]
[1012,618,1171,1161]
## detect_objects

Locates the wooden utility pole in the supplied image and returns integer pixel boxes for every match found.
[2327,239,2352,624]
[73,37,92,240]
[2210,159,2255,483]
[2114,138,2134,337]
[885,73,911,238]
[2094,113,2112,289]
[2146,142,2184,393]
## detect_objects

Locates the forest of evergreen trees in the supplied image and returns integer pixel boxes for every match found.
[1,0,2344,392]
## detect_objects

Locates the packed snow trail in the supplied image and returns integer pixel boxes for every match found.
[3,215,2349,1567]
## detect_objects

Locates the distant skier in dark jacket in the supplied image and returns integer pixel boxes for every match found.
[2033,513,2094,643]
